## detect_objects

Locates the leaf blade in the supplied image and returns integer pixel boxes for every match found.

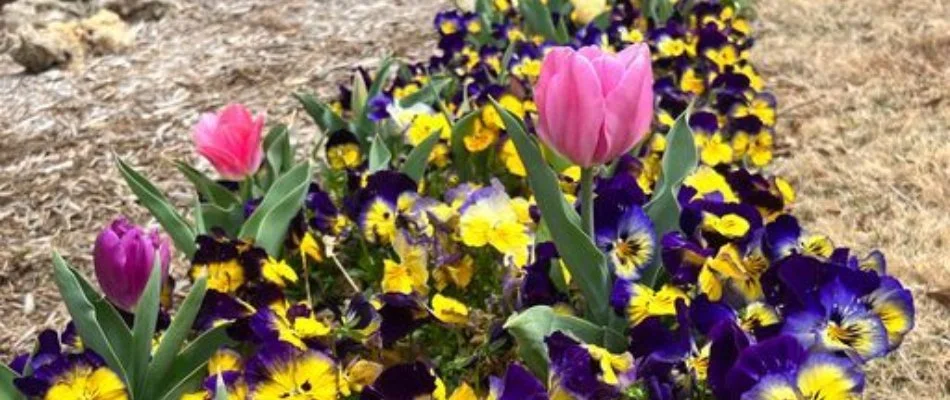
[238,162,313,256]
[400,130,441,182]
[143,276,209,396]
[129,256,164,396]
[116,157,197,258]
[51,253,128,382]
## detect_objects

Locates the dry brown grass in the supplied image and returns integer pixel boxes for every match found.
[754,0,950,397]
[0,0,947,397]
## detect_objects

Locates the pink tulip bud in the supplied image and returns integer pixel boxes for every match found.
[93,217,171,312]
[193,103,265,180]
[533,45,654,167]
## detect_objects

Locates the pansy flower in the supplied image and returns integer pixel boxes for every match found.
[361,361,442,399]
[351,170,418,244]
[458,182,532,266]
[781,278,889,362]
[189,231,265,295]
[325,129,363,170]
[594,199,656,280]
[611,279,689,325]
[250,302,332,350]
[546,331,633,398]
[14,350,127,400]
[381,231,430,295]
[244,342,340,399]
[714,335,864,400]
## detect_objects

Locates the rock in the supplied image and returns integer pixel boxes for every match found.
[79,8,133,54]
[10,20,85,72]
[7,9,133,73]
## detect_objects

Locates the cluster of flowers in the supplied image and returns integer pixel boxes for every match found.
[5,1,914,400]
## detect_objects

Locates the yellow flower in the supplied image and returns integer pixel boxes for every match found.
[208,348,243,374]
[363,198,397,244]
[702,213,751,238]
[500,139,527,176]
[464,119,499,152]
[341,359,383,395]
[45,365,129,400]
[299,232,323,262]
[680,68,705,95]
[627,284,688,325]
[251,350,339,400]
[698,133,734,166]
[327,142,362,170]
[407,113,452,146]
[192,259,245,294]
[448,383,478,400]
[585,345,633,385]
[657,37,688,57]
[570,0,609,24]
[705,45,738,70]
[381,233,429,295]
[432,294,470,325]
[683,166,739,202]
[434,255,475,291]
[261,257,298,288]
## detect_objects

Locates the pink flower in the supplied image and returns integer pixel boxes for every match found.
[533,45,654,167]
[193,104,265,180]
[93,217,171,312]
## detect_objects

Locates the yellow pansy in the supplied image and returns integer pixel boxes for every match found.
[432,294,470,325]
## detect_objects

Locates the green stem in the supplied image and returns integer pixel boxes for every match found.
[580,167,595,239]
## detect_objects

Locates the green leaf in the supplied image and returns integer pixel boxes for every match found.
[157,361,209,400]
[129,256,164,396]
[51,253,128,381]
[0,363,24,400]
[493,100,612,324]
[399,77,453,108]
[71,266,132,362]
[520,0,567,43]
[643,111,697,285]
[239,162,313,256]
[296,93,347,134]
[176,162,241,209]
[214,372,229,400]
[200,203,244,236]
[368,134,392,173]
[400,130,441,182]
[143,276,208,396]
[158,324,235,397]
[475,0,496,21]
[450,110,480,180]
[351,72,369,117]
[504,306,623,379]
[263,124,294,188]
[116,157,197,258]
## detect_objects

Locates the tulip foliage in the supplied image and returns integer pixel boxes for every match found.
[3,0,915,399]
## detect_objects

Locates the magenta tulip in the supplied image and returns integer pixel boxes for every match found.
[534,45,654,167]
[193,103,265,180]
[93,217,171,312]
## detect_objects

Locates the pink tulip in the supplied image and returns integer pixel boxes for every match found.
[534,45,654,167]
[193,104,265,180]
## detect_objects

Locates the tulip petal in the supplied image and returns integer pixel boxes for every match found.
[534,47,574,149]
[589,52,626,98]
[604,46,654,161]
[540,51,605,167]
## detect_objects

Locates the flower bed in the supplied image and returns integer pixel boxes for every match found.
[2,0,914,399]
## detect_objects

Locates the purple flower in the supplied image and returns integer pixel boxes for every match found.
[93,217,171,312]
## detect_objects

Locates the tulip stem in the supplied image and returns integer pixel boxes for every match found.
[580,167,594,238]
